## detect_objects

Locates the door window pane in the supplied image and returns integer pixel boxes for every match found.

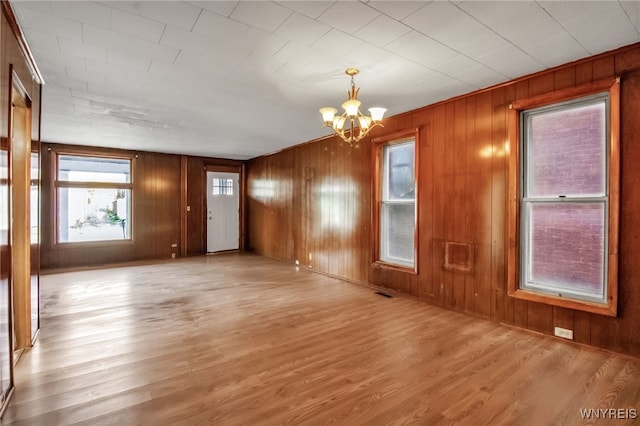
[212,178,234,195]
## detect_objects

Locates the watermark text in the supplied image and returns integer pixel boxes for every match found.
[580,408,637,420]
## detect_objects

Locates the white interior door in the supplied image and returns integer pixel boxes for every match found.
[206,172,239,253]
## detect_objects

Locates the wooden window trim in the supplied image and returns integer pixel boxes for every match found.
[55,181,133,190]
[371,128,420,274]
[52,151,135,247]
[507,77,620,317]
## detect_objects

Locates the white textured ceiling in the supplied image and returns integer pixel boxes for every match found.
[11,1,640,160]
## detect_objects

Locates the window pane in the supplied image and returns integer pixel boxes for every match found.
[58,188,131,242]
[213,178,233,195]
[30,186,38,243]
[526,101,606,197]
[381,203,415,266]
[31,152,39,244]
[0,150,8,245]
[58,155,130,183]
[526,202,605,298]
[384,141,415,201]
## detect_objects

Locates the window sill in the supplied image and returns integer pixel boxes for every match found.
[508,288,616,317]
[372,260,417,275]
[53,239,134,249]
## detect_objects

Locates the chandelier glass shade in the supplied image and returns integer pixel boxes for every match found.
[319,68,386,145]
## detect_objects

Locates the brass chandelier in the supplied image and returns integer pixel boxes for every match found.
[319,68,387,146]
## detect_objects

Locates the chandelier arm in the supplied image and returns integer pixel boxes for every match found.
[351,117,356,143]
[323,113,384,144]
[339,112,349,140]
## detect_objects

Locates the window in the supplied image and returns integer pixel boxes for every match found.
[31,152,39,243]
[373,130,418,271]
[56,154,132,243]
[212,178,234,195]
[508,78,620,316]
[0,149,7,245]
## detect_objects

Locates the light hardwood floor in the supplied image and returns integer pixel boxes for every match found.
[2,253,639,425]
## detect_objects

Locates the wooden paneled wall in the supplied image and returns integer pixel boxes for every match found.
[247,42,640,357]
[0,7,41,287]
[0,0,43,407]
[0,3,43,283]
[40,144,181,269]
[40,144,243,269]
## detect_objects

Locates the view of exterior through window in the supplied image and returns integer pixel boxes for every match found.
[57,155,132,243]
[380,139,416,268]
[31,153,39,243]
[212,178,234,195]
[521,96,609,303]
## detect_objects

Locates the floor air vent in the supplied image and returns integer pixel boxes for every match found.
[375,291,393,298]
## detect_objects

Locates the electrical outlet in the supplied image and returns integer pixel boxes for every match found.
[295,260,300,265]
[171,253,176,259]
[554,326,574,340]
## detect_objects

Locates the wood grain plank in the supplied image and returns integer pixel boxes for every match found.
[417,112,435,302]
[431,104,447,307]
[616,71,640,354]
[490,87,507,322]
[575,61,593,85]
[573,311,592,345]
[527,301,554,334]
[553,306,575,333]
[463,96,477,314]
[442,101,456,310]
[513,299,528,328]
[615,47,640,75]
[473,92,493,318]
[593,56,616,80]
[528,73,555,97]
[452,98,467,311]
[554,66,576,90]
[502,83,516,325]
